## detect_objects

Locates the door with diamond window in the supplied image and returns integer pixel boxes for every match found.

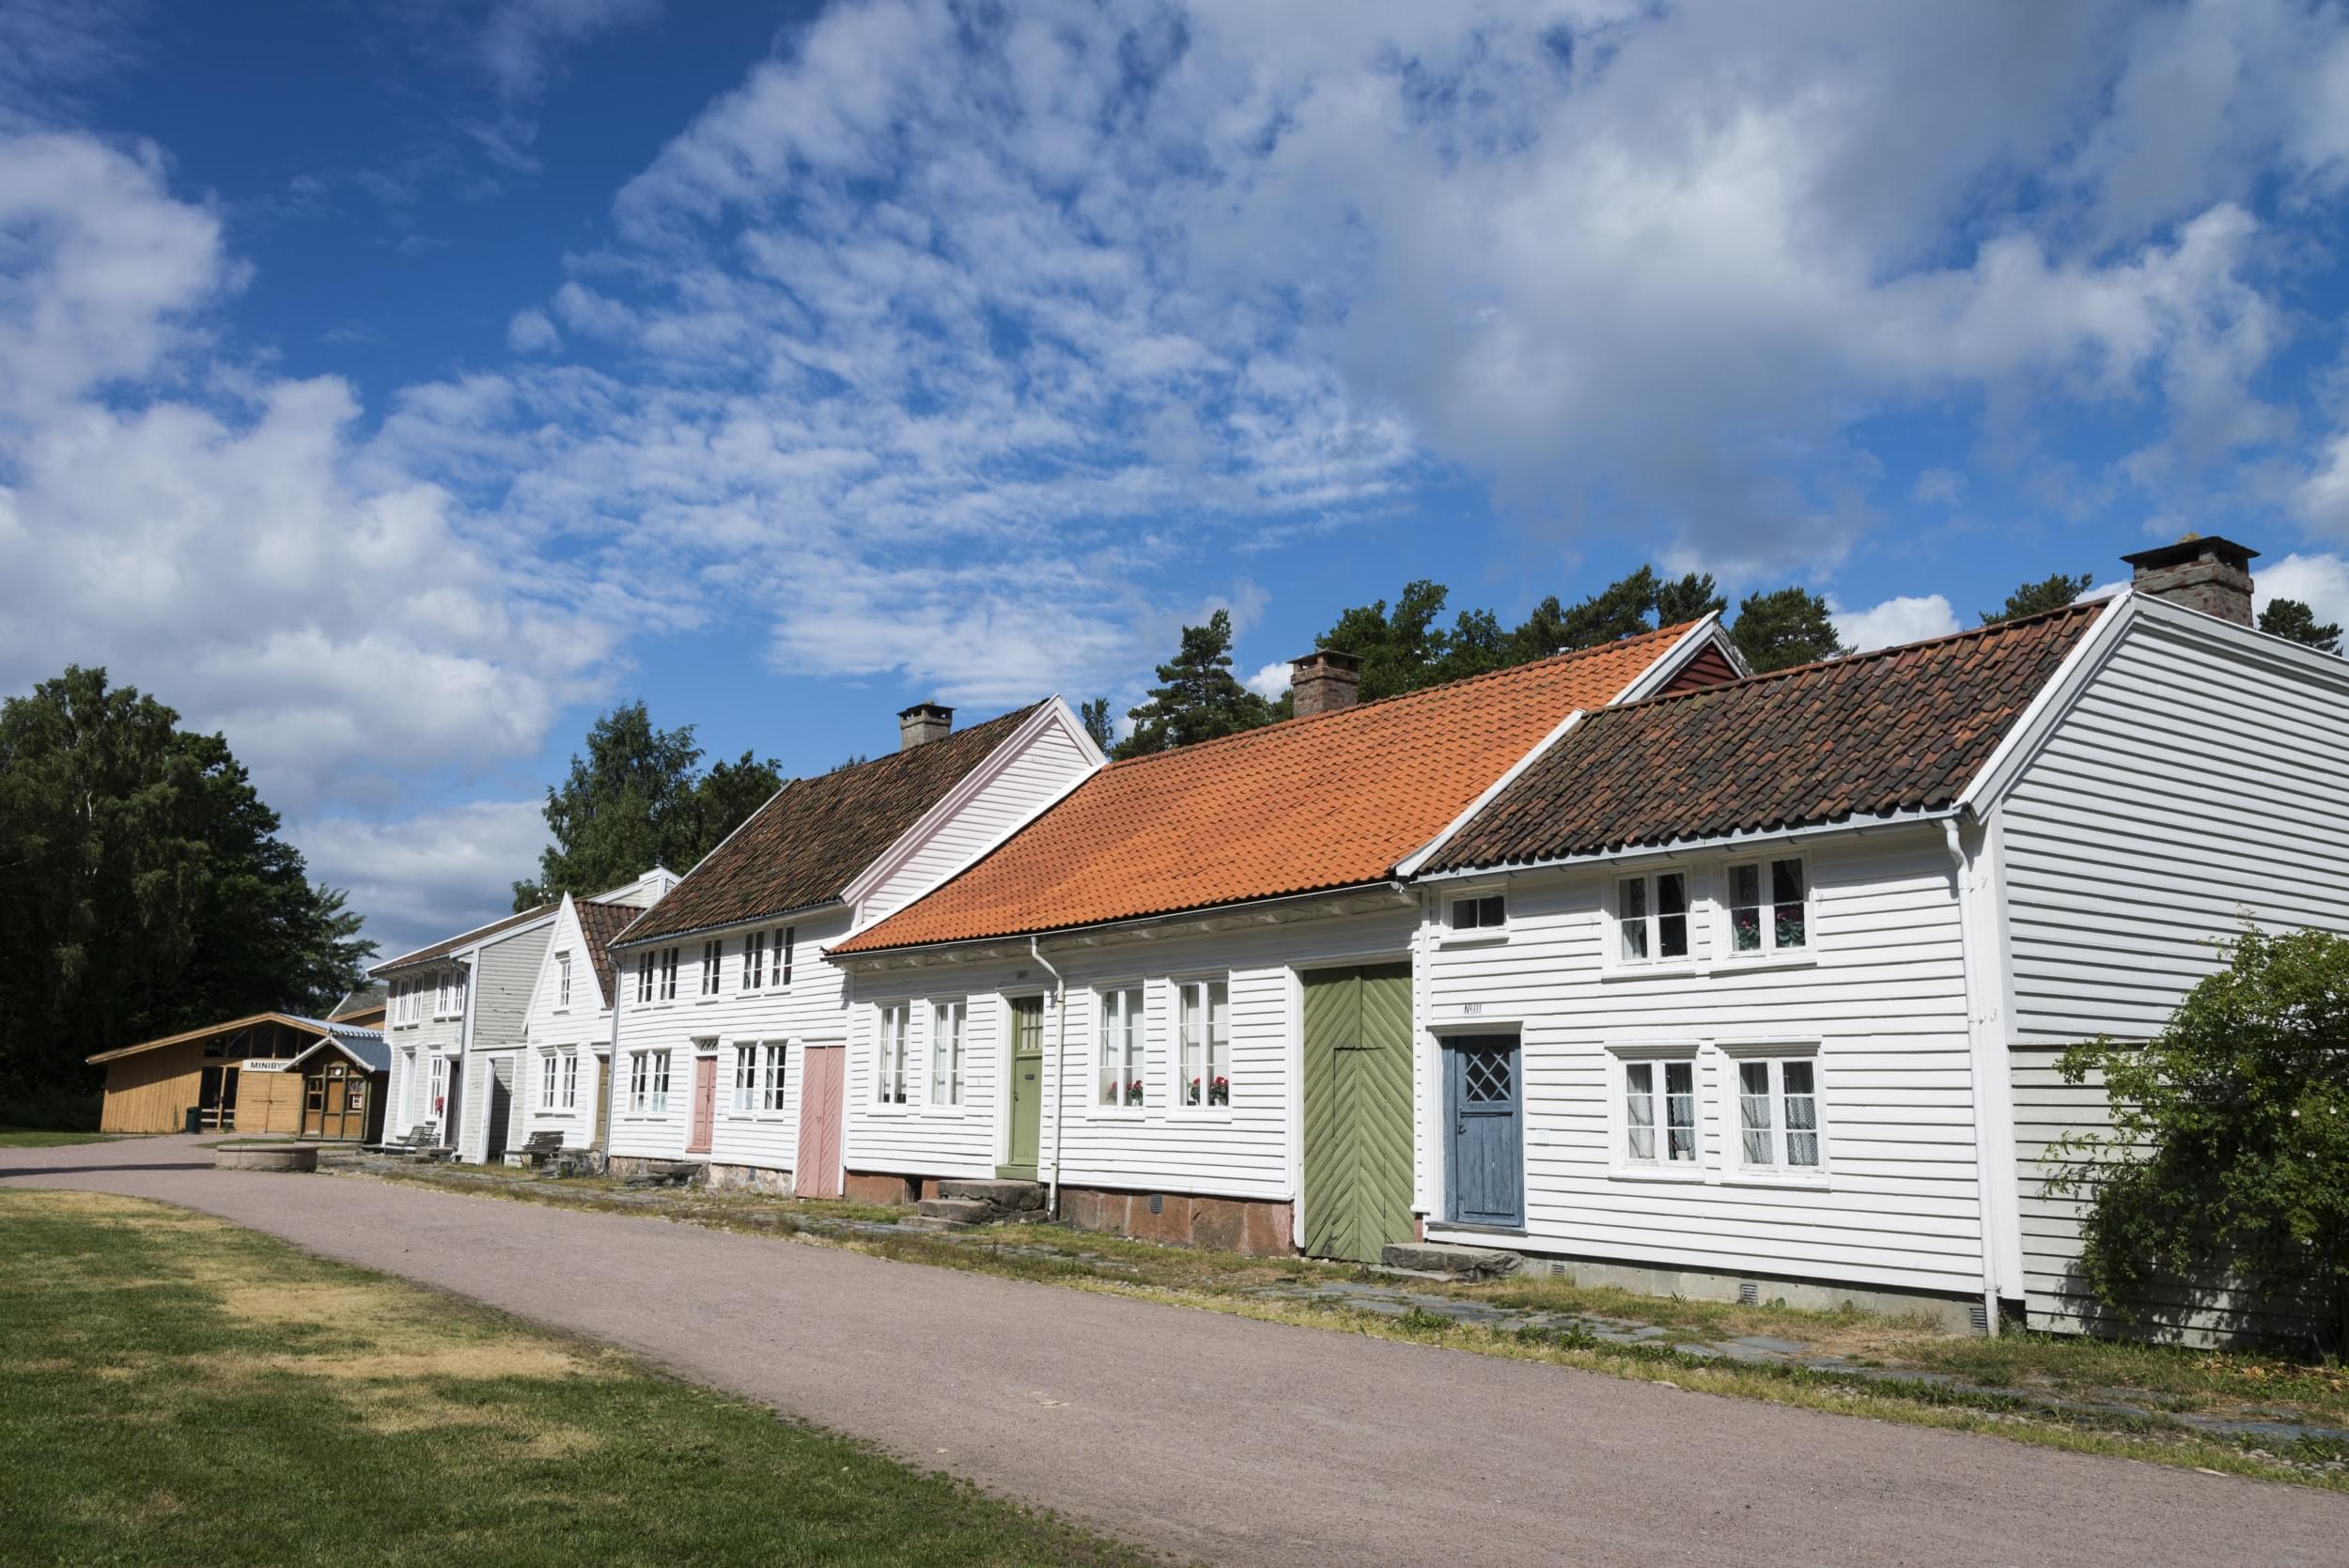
[1443,1036,1523,1229]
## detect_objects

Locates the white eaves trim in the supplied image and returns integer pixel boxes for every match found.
[1953,588,2135,814]
[1409,806,1964,886]
[1615,610,1747,700]
[836,694,1105,915]
[1393,709,1589,879]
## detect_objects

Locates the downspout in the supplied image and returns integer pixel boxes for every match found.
[603,975,622,1176]
[1944,817,2003,1337]
[1031,935,1068,1218]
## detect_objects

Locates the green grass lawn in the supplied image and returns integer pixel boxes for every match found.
[0,1128,116,1148]
[0,1189,1157,1567]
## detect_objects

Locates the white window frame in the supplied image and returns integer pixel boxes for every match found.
[428,1054,448,1119]
[1095,984,1145,1110]
[875,1003,910,1107]
[559,1050,579,1110]
[630,1048,672,1115]
[1441,889,1509,946]
[1172,975,1231,1113]
[698,939,723,998]
[1720,853,1814,962]
[1718,1040,1828,1185]
[659,947,679,1001]
[635,951,656,1004]
[733,1042,759,1112]
[927,1001,967,1110]
[1607,1043,1703,1180]
[555,952,572,1011]
[1609,867,1695,970]
[757,1041,787,1113]
[742,929,767,990]
[538,1050,558,1110]
[778,925,795,986]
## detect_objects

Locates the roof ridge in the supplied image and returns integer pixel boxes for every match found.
[374,901,557,970]
[1587,599,2110,721]
[1099,620,1696,774]
[770,700,1044,796]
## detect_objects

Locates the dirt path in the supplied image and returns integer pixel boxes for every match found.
[8,1136,2343,1568]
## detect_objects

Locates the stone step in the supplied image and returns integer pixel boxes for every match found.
[915,1197,996,1225]
[1380,1241,1524,1281]
[934,1178,1046,1210]
[902,1215,976,1234]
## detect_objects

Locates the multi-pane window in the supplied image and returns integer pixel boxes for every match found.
[699,940,723,997]
[1623,1058,1699,1166]
[428,1054,447,1115]
[556,953,572,1009]
[1176,979,1230,1108]
[734,1044,759,1111]
[929,1001,966,1107]
[1448,893,1506,932]
[659,947,679,1001]
[742,930,768,989]
[636,952,656,1003]
[875,1003,910,1105]
[1738,1058,1822,1172]
[1097,986,1144,1107]
[1727,857,1808,955]
[539,1052,559,1110]
[757,1042,786,1111]
[560,1051,579,1110]
[780,926,795,986]
[629,1049,671,1113]
[1617,871,1691,964]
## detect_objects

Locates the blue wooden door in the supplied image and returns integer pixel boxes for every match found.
[1444,1036,1523,1228]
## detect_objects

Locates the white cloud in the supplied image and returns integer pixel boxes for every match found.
[0,0,142,132]
[1831,594,1961,653]
[1912,469,1965,506]
[506,306,560,352]
[2256,551,2349,638]
[293,800,552,959]
[1244,660,1292,701]
[478,0,661,102]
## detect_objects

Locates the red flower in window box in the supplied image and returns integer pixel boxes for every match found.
[1188,1076,1231,1107]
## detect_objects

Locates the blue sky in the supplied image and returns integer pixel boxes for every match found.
[7,1,2349,957]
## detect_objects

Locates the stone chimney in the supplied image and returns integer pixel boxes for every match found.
[1290,649,1361,718]
[897,702,953,751]
[2119,535,2258,627]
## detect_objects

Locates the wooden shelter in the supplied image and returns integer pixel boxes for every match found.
[87,1013,388,1137]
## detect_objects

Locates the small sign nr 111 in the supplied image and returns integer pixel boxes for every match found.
[1459,1001,1484,1017]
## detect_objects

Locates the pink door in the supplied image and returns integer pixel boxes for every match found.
[796,1045,845,1199]
[687,1055,717,1154]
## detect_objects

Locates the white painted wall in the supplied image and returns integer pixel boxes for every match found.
[517,897,614,1153]
[1996,603,2349,1336]
[1420,829,1987,1302]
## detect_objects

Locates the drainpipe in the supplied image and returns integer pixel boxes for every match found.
[1031,935,1068,1218]
[1944,817,2003,1338]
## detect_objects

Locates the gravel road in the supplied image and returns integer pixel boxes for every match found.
[7,1135,2343,1567]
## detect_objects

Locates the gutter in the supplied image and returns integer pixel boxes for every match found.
[1411,807,1964,886]
[1944,817,2012,1336]
[1030,936,1069,1218]
[832,881,1416,967]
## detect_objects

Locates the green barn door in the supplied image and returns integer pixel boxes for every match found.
[1301,962,1416,1263]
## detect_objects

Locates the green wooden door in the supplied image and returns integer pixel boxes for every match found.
[1001,995,1045,1180]
[1301,961,1416,1262]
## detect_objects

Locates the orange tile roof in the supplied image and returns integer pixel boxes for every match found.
[832,624,1696,955]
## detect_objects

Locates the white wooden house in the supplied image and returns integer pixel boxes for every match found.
[826,619,1749,1249]
[602,699,1105,1194]
[375,904,557,1153]
[1408,537,2349,1339]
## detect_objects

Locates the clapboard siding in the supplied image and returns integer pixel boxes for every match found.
[608,907,854,1167]
[1999,606,2349,1340]
[843,903,1419,1203]
[471,924,550,1050]
[854,717,1097,926]
[1422,830,1986,1299]
[517,898,615,1152]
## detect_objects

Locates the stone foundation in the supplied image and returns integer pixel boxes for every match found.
[1454,1241,1986,1335]
[845,1172,927,1204]
[1058,1185,1294,1256]
[707,1162,796,1196]
[605,1155,706,1185]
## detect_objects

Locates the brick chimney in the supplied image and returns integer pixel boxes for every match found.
[1290,650,1361,718]
[897,702,952,750]
[2119,535,2258,627]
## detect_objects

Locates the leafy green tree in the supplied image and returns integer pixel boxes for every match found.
[1731,586,1846,673]
[1320,580,1457,701]
[514,704,782,907]
[2260,598,2342,654]
[1655,571,1726,626]
[1551,566,1658,651]
[1983,571,2094,625]
[0,667,373,1115]
[1115,610,1276,758]
[2052,926,2349,1350]
[1078,697,1114,753]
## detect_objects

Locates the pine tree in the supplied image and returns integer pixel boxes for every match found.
[1732,586,1847,672]
[2259,598,2343,654]
[1655,571,1726,625]
[1115,610,1275,758]
[1983,571,2094,625]
[1078,698,1114,753]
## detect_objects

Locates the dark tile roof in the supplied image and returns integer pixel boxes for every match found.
[620,703,1046,944]
[372,903,556,976]
[1426,602,2108,872]
[327,984,386,1021]
[573,898,639,1006]
[834,627,1699,955]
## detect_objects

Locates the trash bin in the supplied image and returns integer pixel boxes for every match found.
[184,1107,202,1135]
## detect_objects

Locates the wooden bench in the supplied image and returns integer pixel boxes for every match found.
[366,1125,445,1159]
[516,1130,568,1167]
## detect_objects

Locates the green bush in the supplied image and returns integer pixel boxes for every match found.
[2054,926,2349,1352]
[0,1083,102,1132]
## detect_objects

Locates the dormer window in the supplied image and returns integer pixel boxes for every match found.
[1447,893,1505,932]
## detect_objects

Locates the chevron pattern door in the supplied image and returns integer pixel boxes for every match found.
[1301,961,1416,1263]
